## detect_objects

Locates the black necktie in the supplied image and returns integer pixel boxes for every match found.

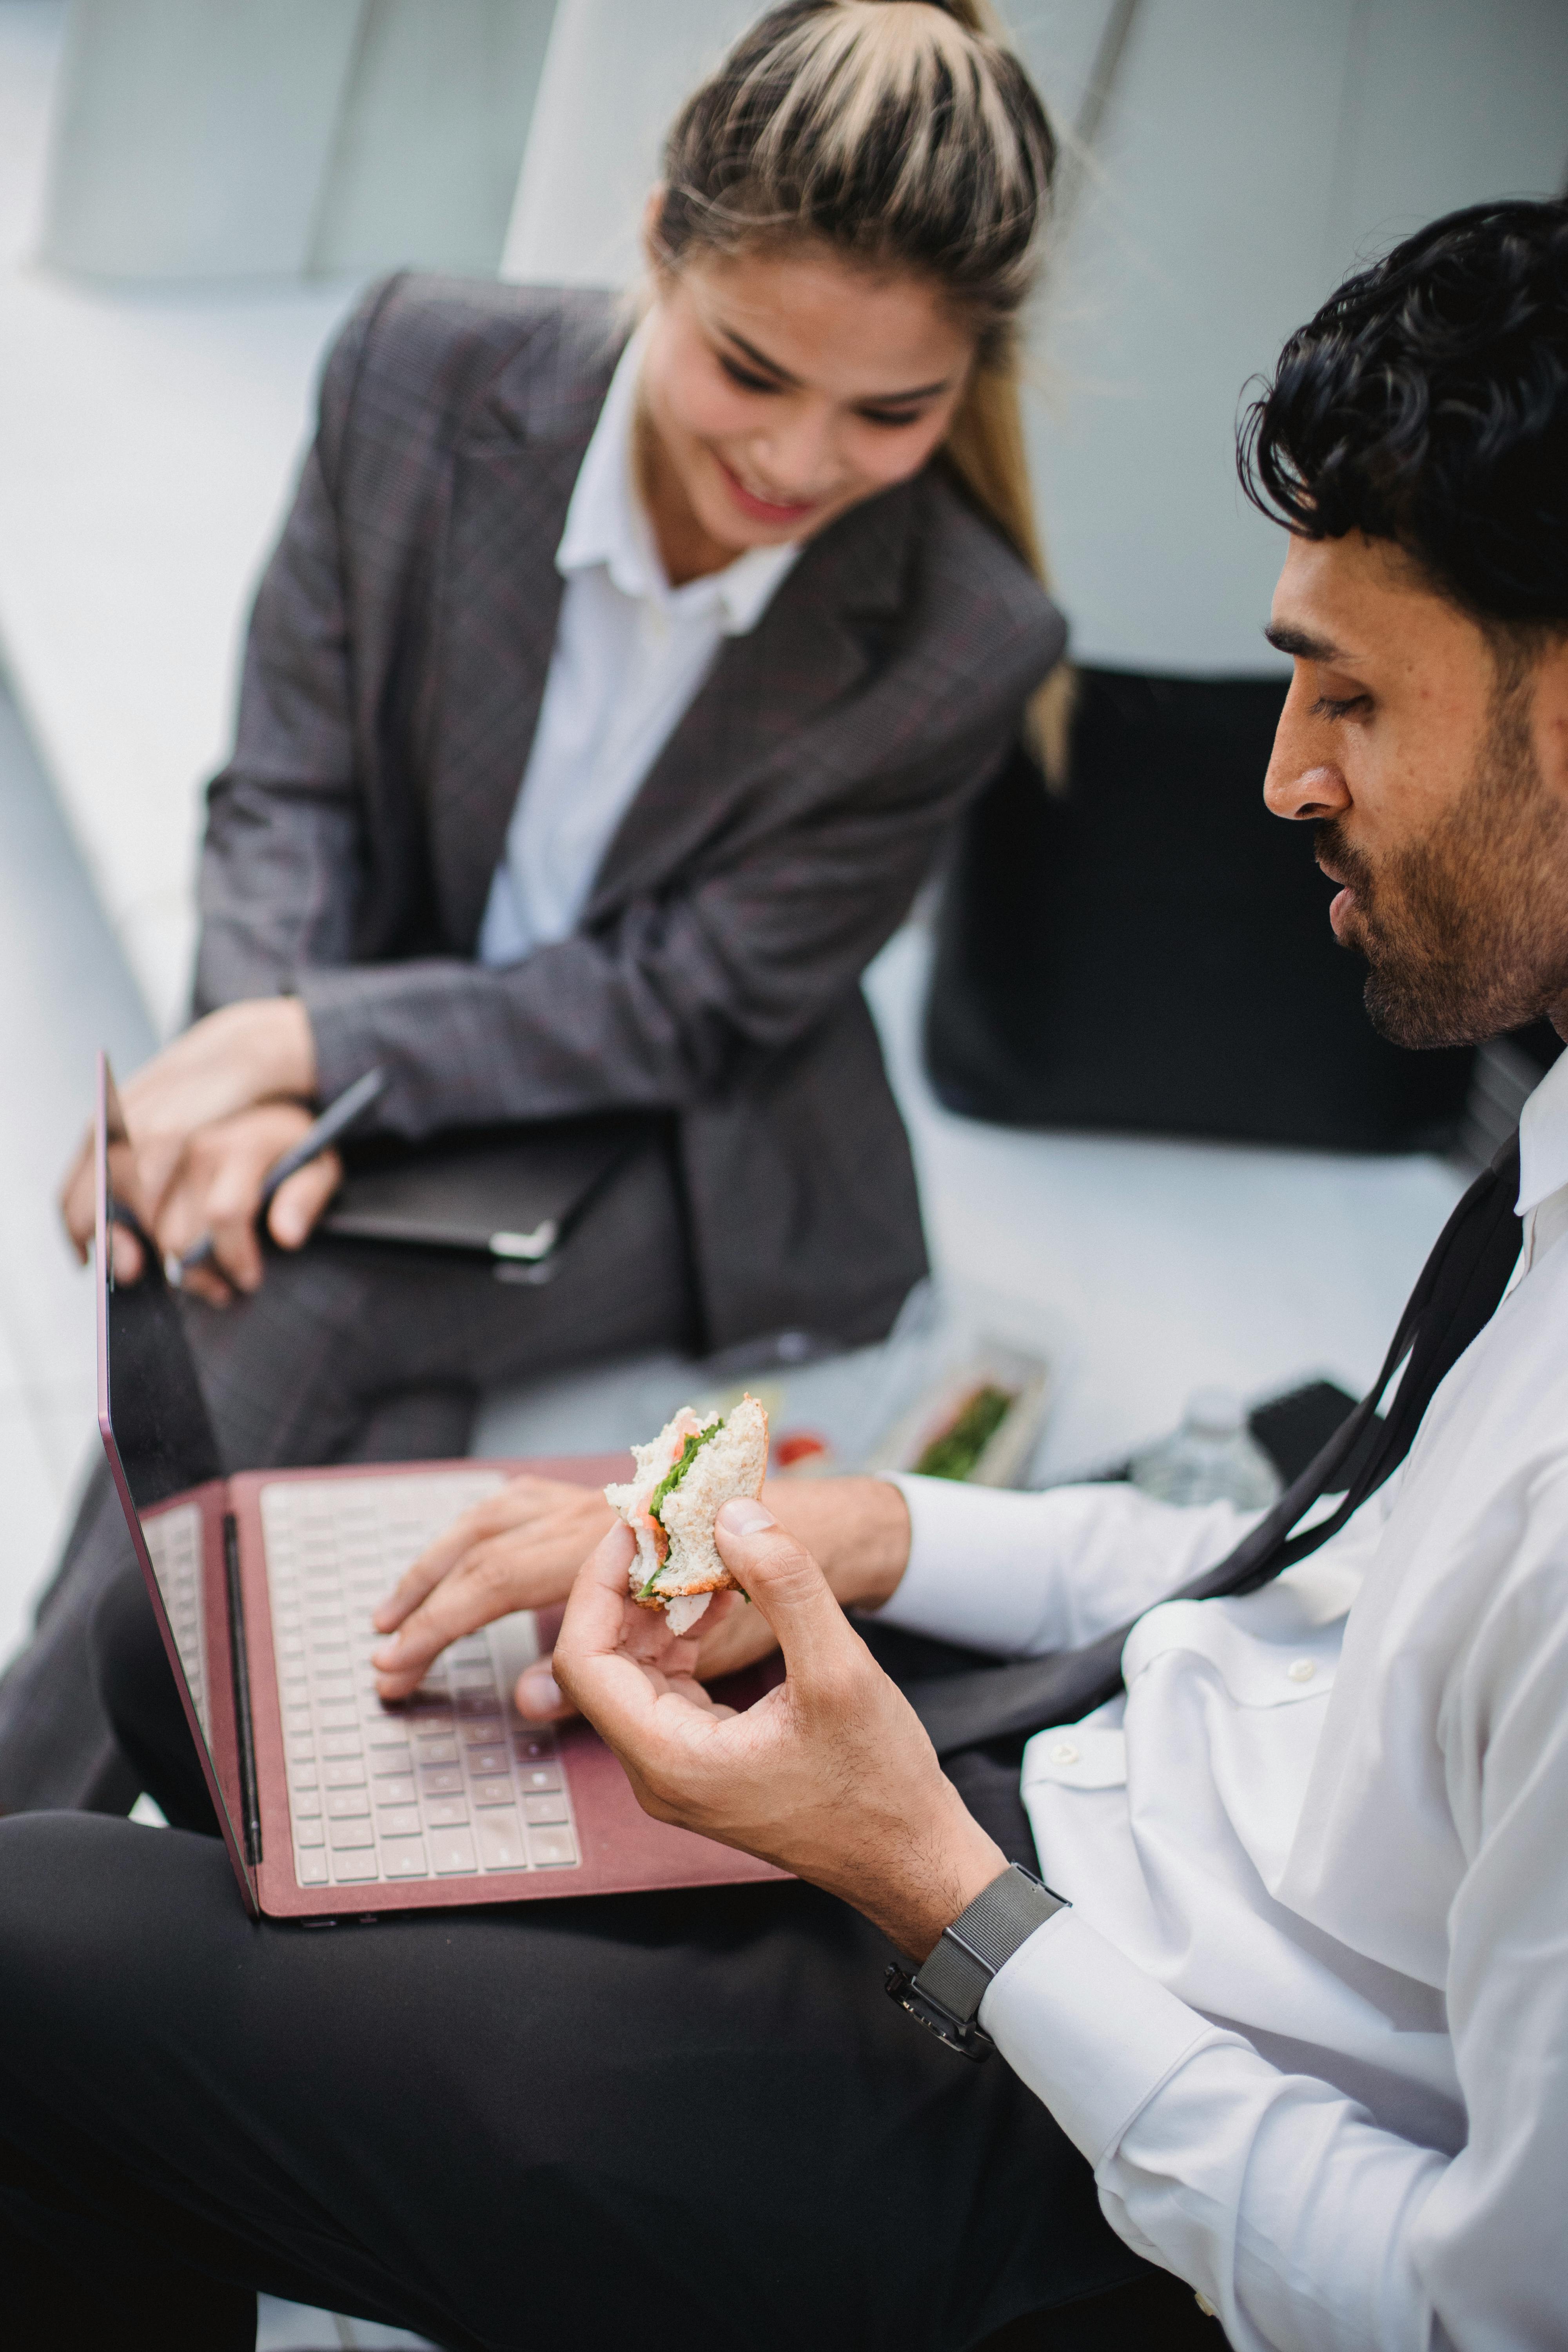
[909,1134,1523,1759]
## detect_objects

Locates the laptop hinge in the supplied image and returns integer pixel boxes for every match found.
[223,1511,263,1868]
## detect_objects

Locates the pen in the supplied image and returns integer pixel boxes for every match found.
[172,1066,388,1283]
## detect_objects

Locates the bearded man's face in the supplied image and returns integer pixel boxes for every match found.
[1263,534,1568,1049]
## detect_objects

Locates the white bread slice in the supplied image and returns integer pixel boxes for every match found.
[604,1395,769,1634]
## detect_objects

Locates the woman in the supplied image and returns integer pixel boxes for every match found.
[0,13,1163,2350]
[8,0,1065,1819]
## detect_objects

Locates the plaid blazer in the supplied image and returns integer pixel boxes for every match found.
[195,278,1065,1352]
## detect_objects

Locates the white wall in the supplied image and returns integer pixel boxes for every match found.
[309,0,557,278]
[1010,0,1568,672]
[36,0,560,283]
[38,0,365,278]
[501,0,761,287]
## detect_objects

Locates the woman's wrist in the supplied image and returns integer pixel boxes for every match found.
[238,995,317,1100]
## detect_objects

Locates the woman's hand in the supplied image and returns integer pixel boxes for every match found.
[554,1501,1004,1962]
[60,997,318,1269]
[370,1476,621,1701]
[138,1102,342,1305]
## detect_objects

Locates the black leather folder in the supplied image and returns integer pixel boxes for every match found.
[319,1115,647,1266]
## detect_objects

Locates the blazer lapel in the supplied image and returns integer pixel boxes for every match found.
[583,479,918,919]
[428,305,621,950]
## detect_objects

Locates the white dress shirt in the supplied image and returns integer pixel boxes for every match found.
[884,1045,1568,2350]
[477,319,801,967]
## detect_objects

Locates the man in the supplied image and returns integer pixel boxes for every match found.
[547,196,1568,2347]
[0,198,1562,2352]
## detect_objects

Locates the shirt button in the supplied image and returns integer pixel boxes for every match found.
[1050,1741,1079,1765]
[1286,1658,1316,1684]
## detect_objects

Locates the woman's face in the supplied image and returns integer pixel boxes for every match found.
[637,232,976,576]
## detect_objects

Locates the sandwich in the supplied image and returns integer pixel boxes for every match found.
[604,1396,769,1635]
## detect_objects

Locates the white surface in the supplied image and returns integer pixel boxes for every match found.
[0,2,361,1029]
[0,669,153,1667]
[501,0,760,287]
[0,265,359,1029]
[1013,0,1568,672]
[309,0,557,278]
[39,0,364,279]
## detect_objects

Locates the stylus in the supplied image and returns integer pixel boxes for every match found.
[173,1066,388,1282]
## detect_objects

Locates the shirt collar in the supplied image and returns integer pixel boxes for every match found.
[555,315,800,636]
[1514,1040,1568,1214]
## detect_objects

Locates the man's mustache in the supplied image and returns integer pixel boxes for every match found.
[1313,819,1378,909]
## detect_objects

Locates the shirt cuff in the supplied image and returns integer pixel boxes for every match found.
[978,1907,1221,2167]
[874,1475,1071,1654]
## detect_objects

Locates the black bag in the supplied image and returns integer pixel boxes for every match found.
[925,668,1475,1152]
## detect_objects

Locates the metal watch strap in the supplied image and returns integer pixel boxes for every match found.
[885,1863,1068,2061]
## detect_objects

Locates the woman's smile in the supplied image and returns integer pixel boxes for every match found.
[711,452,825,528]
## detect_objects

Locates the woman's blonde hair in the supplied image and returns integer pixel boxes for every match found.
[656,1,1071,774]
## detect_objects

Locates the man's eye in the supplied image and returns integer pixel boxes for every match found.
[719,356,779,395]
[1312,692,1371,720]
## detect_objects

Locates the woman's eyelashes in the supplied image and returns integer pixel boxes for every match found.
[716,352,927,430]
[719,353,782,395]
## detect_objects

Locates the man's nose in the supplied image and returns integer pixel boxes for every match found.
[1263,690,1352,822]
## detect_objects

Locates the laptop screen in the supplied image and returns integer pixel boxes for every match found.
[94,1056,256,1900]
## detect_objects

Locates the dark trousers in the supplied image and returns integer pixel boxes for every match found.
[0,1573,1153,2352]
[0,1137,697,1814]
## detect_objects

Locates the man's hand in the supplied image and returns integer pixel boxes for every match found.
[370,1476,621,1700]
[373,1470,913,1721]
[60,996,318,1265]
[553,1499,1004,1962]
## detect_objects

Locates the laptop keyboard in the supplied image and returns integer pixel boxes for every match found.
[142,1501,211,1742]
[261,1474,581,1892]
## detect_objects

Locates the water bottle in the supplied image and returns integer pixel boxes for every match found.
[1128,1387,1281,1510]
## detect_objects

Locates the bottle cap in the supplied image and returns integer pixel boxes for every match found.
[1184,1386,1243,1437]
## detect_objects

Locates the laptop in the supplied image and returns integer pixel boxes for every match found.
[94,1054,784,1922]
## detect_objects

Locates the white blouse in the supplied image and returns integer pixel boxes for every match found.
[477,319,800,968]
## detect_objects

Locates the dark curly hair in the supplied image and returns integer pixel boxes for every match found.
[1238,198,1568,630]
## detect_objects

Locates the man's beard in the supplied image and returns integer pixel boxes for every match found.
[1316,677,1568,1049]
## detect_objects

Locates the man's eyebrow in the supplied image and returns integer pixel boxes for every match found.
[720,325,956,403]
[1264,621,1352,663]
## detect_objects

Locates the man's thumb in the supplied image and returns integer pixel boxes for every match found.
[713,1500,851,1681]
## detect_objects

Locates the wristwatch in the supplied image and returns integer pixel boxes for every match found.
[885,1862,1068,2062]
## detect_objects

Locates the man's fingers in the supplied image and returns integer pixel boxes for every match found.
[712,1501,861,1695]
[553,1526,667,1731]
[370,1556,518,1696]
[267,1150,342,1250]
[563,1522,641,1648]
